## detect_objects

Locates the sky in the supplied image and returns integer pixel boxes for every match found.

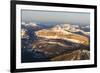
[21,10,90,26]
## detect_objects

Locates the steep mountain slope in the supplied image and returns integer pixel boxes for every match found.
[35,24,89,45]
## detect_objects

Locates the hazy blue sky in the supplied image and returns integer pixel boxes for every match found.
[21,10,90,26]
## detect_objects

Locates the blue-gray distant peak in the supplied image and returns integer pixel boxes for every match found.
[21,10,90,26]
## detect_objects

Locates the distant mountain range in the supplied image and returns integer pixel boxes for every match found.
[52,24,90,36]
[21,22,90,62]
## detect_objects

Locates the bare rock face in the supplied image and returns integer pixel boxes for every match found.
[51,50,90,61]
[35,25,89,45]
